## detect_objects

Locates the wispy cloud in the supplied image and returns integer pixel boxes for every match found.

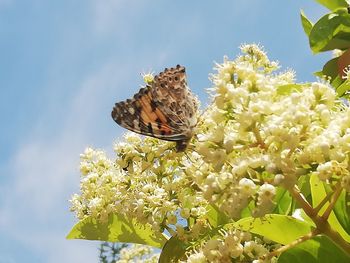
[0,60,131,262]
[0,30,175,260]
[91,0,146,36]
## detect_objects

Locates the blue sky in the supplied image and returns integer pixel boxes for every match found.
[0,1,328,262]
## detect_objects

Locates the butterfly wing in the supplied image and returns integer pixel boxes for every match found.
[111,65,198,150]
[112,86,189,141]
[150,65,198,133]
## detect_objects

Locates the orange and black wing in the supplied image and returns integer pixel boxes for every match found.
[111,86,188,142]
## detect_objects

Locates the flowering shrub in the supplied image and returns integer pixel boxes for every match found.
[68,43,350,262]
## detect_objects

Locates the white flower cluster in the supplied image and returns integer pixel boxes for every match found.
[116,244,159,263]
[181,229,278,263]
[70,44,350,262]
[71,134,209,233]
[193,44,350,221]
[70,147,117,221]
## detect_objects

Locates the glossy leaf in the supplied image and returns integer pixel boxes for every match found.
[66,213,167,248]
[309,9,350,53]
[276,84,307,95]
[320,57,346,89]
[207,205,230,227]
[323,184,350,235]
[332,75,344,89]
[278,235,350,263]
[300,10,313,36]
[298,174,312,204]
[314,70,324,78]
[309,174,350,242]
[315,0,349,11]
[274,188,292,215]
[336,79,350,96]
[322,57,339,79]
[296,209,315,228]
[333,190,350,235]
[236,215,313,245]
[159,236,186,263]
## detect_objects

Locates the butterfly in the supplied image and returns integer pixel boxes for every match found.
[111,65,198,152]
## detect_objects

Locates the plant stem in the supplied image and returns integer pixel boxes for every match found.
[289,185,315,217]
[321,181,342,220]
[314,190,333,214]
[288,185,350,256]
[252,123,265,148]
[262,229,319,260]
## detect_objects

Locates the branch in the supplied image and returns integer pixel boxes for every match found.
[261,229,319,260]
[313,190,333,215]
[321,181,343,220]
[289,185,315,217]
[252,123,266,148]
[289,184,350,257]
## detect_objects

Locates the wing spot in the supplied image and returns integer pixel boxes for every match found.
[133,119,139,129]
[155,117,162,129]
[128,107,135,114]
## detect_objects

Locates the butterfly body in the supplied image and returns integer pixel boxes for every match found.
[111,65,198,152]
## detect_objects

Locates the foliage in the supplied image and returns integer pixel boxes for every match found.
[301,0,350,97]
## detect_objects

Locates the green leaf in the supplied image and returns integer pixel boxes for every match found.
[315,0,349,11]
[332,75,344,89]
[333,190,350,235]
[314,70,324,78]
[320,57,347,90]
[297,209,316,227]
[236,215,313,245]
[322,57,339,80]
[309,9,350,53]
[276,84,308,95]
[336,79,350,96]
[298,174,312,204]
[300,10,313,36]
[66,213,167,248]
[278,235,350,263]
[323,184,350,235]
[240,199,255,218]
[207,205,231,227]
[309,174,350,242]
[274,188,293,215]
[159,236,186,263]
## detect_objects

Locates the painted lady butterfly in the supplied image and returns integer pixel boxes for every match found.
[111,65,198,152]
